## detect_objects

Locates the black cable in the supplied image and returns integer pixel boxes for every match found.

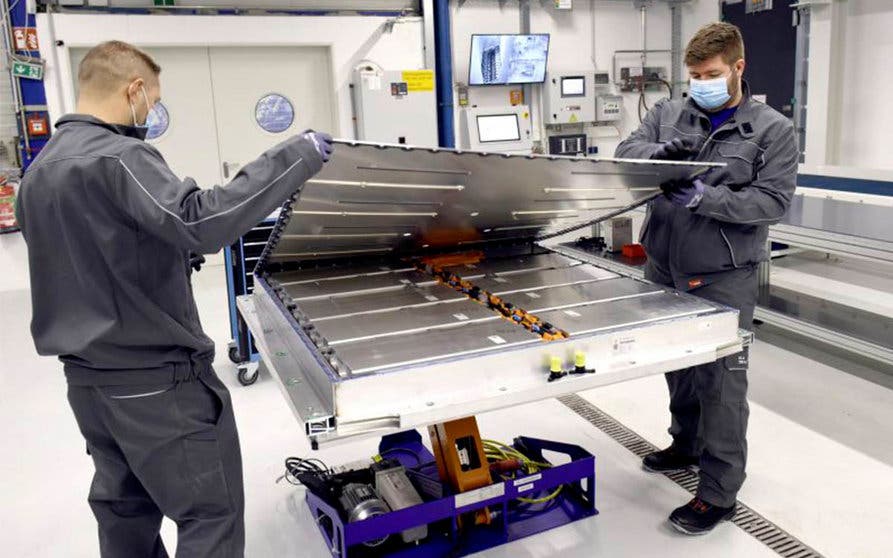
[378,447,423,465]
[284,456,330,485]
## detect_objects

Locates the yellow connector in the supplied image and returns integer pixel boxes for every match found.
[550,355,563,373]
[574,350,586,369]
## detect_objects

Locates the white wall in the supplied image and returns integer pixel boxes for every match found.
[837,0,893,170]
[36,2,723,153]
[35,13,425,139]
[450,0,719,155]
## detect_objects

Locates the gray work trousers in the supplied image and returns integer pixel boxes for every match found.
[646,261,756,508]
[67,369,245,558]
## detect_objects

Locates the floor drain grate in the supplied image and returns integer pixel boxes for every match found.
[557,393,825,558]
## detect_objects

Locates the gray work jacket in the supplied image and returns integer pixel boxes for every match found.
[615,85,798,290]
[16,114,323,383]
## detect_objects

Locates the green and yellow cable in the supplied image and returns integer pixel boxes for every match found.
[482,439,563,504]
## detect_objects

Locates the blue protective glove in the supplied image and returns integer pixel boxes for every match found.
[303,131,334,163]
[651,137,699,161]
[661,178,706,209]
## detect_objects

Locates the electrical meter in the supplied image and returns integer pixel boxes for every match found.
[596,95,623,122]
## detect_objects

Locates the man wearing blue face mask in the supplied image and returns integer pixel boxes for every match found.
[17,41,333,557]
[616,23,798,535]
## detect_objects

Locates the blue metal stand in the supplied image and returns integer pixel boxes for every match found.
[304,431,597,557]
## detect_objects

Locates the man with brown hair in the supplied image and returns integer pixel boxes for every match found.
[16,41,333,557]
[616,22,798,534]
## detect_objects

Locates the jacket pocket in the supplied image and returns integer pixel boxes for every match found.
[719,224,765,268]
[716,142,761,186]
[674,216,735,274]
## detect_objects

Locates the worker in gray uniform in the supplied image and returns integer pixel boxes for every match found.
[615,22,798,534]
[16,41,333,558]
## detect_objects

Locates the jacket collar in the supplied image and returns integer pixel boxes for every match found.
[56,113,147,140]
[682,79,757,134]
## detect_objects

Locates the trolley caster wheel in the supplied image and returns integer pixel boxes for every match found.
[237,366,259,386]
[228,345,242,364]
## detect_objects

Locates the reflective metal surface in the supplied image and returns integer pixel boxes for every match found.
[442,252,580,278]
[297,283,466,320]
[760,285,893,349]
[314,299,498,346]
[475,264,618,294]
[271,263,415,285]
[783,193,893,242]
[502,277,663,313]
[264,141,721,263]
[332,318,541,375]
[281,269,434,300]
[535,291,716,336]
[245,141,744,445]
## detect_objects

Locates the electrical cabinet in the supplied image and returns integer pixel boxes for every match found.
[543,72,596,125]
[352,68,438,147]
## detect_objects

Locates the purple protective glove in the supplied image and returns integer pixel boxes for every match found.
[661,178,706,209]
[302,131,334,163]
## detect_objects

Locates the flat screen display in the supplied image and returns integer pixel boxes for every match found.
[477,114,521,143]
[469,34,550,86]
[561,76,585,97]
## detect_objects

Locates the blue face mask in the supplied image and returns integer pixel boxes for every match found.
[689,74,731,111]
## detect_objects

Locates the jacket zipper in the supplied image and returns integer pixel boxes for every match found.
[695,118,741,270]
[695,124,729,161]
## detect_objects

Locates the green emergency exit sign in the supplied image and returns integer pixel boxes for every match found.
[12,61,43,81]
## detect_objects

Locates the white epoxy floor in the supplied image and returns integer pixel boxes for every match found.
[2,233,892,557]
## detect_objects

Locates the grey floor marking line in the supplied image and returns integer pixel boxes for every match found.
[557,393,826,558]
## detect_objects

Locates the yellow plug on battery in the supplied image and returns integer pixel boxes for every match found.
[548,355,566,382]
[571,350,595,376]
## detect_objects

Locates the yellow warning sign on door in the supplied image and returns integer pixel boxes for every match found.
[569,113,579,123]
[401,70,435,92]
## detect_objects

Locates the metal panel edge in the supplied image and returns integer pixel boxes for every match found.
[324,309,742,445]
[252,279,337,433]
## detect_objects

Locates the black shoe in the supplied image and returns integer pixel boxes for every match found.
[642,446,698,473]
[669,497,736,535]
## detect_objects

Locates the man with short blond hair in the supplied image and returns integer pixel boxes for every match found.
[17,40,333,557]
[616,22,798,534]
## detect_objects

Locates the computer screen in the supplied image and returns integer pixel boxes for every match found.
[477,114,521,143]
[561,76,585,97]
[468,34,550,86]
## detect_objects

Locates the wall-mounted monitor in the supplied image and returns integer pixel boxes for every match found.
[476,113,521,143]
[469,34,550,86]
